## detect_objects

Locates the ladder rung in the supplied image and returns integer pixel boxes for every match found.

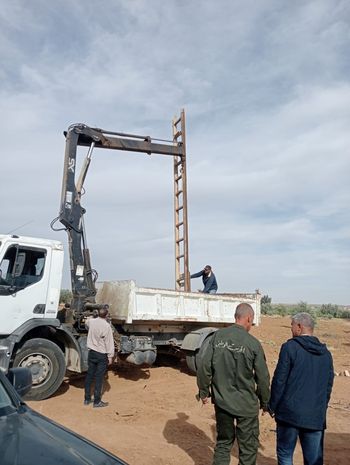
[175,175,182,181]
[176,206,183,212]
[174,116,181,126]
[176,254,184,259]
[176,221,184,227]
[174,131,182,139]
[175,160,183,167]
[175,190,183,196]
[176,238,184,243]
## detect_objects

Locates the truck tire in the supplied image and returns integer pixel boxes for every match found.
[12,338,66,401]
[185,333,214,375]
[195,333,214,370]
[185,351,198,374]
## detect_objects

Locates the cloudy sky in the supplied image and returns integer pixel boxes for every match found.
[1,1,349,304]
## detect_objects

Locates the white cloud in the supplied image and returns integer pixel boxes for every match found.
[0,0,349,304]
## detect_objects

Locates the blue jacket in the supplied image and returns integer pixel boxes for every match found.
[190,269,218,293]
[270,335,334,430]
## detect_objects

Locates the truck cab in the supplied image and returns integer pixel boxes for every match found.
[0,235,64,336]
[0,235,75,400]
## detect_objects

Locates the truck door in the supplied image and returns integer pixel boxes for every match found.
[0,244,51,335]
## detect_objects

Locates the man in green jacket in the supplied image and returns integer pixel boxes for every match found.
[197,303,270,465]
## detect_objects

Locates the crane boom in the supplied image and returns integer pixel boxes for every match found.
[58,115,189,325]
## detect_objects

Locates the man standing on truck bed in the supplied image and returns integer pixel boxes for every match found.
[197,303,270,465]
[84,305,115,408]
[191,265,218,294]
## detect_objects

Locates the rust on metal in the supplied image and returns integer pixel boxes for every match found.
[173,109,190,292]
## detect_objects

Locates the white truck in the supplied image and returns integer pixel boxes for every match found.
[0,116,261,400]
[0,235,260,400]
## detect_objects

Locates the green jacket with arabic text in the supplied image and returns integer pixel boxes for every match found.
[197,324,270,417]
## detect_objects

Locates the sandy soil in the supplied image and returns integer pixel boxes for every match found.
[28,316,350,465]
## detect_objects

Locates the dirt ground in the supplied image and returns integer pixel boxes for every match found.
[28,316,350,465]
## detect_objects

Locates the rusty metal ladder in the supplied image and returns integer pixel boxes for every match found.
[173,109,190,291]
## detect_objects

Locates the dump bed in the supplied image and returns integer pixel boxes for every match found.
[95,280,261,326]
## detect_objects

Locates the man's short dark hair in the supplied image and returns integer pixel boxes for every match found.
[98,305,109,318]
[204,265,212,270]
[235,303,254,319]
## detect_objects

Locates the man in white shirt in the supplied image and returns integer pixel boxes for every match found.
[84,305,115,408]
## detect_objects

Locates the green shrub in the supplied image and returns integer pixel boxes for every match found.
[293,301,312,313]
[261,295,272,305]
[319,303,344,318]
[261,297,348,320]
[261,295,276,315]
[60,289,72,304]
[274,304,290,317]
[261,302,275,315]
[287,301,319,322]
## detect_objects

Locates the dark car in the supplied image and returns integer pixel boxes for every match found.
[0,367,128,465]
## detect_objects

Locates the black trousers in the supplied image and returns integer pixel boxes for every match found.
[84,350,108,404]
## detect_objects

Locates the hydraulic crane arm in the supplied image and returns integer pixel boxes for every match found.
[58,123,187,321]
[69,126,185,156]
[60,124,185,232]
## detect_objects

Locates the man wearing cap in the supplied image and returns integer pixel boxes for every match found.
[84,305,115,408]
[190,265,218,294]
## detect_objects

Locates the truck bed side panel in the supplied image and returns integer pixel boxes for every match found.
[95,280,261,326]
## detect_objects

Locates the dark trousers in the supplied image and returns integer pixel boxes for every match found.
[84,350,108,405]
[213,405,259,465]
[276,421,324,465]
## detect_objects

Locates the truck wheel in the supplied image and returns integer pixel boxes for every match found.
[185,352,198,374]
[185,333,214,375]
[195,333,214,370]
[12,338,66,401]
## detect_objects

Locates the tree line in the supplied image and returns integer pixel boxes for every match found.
[261,295,349,319]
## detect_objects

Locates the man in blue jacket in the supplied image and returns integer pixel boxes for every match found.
[270,312,334,465]
[190,265,218,294]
